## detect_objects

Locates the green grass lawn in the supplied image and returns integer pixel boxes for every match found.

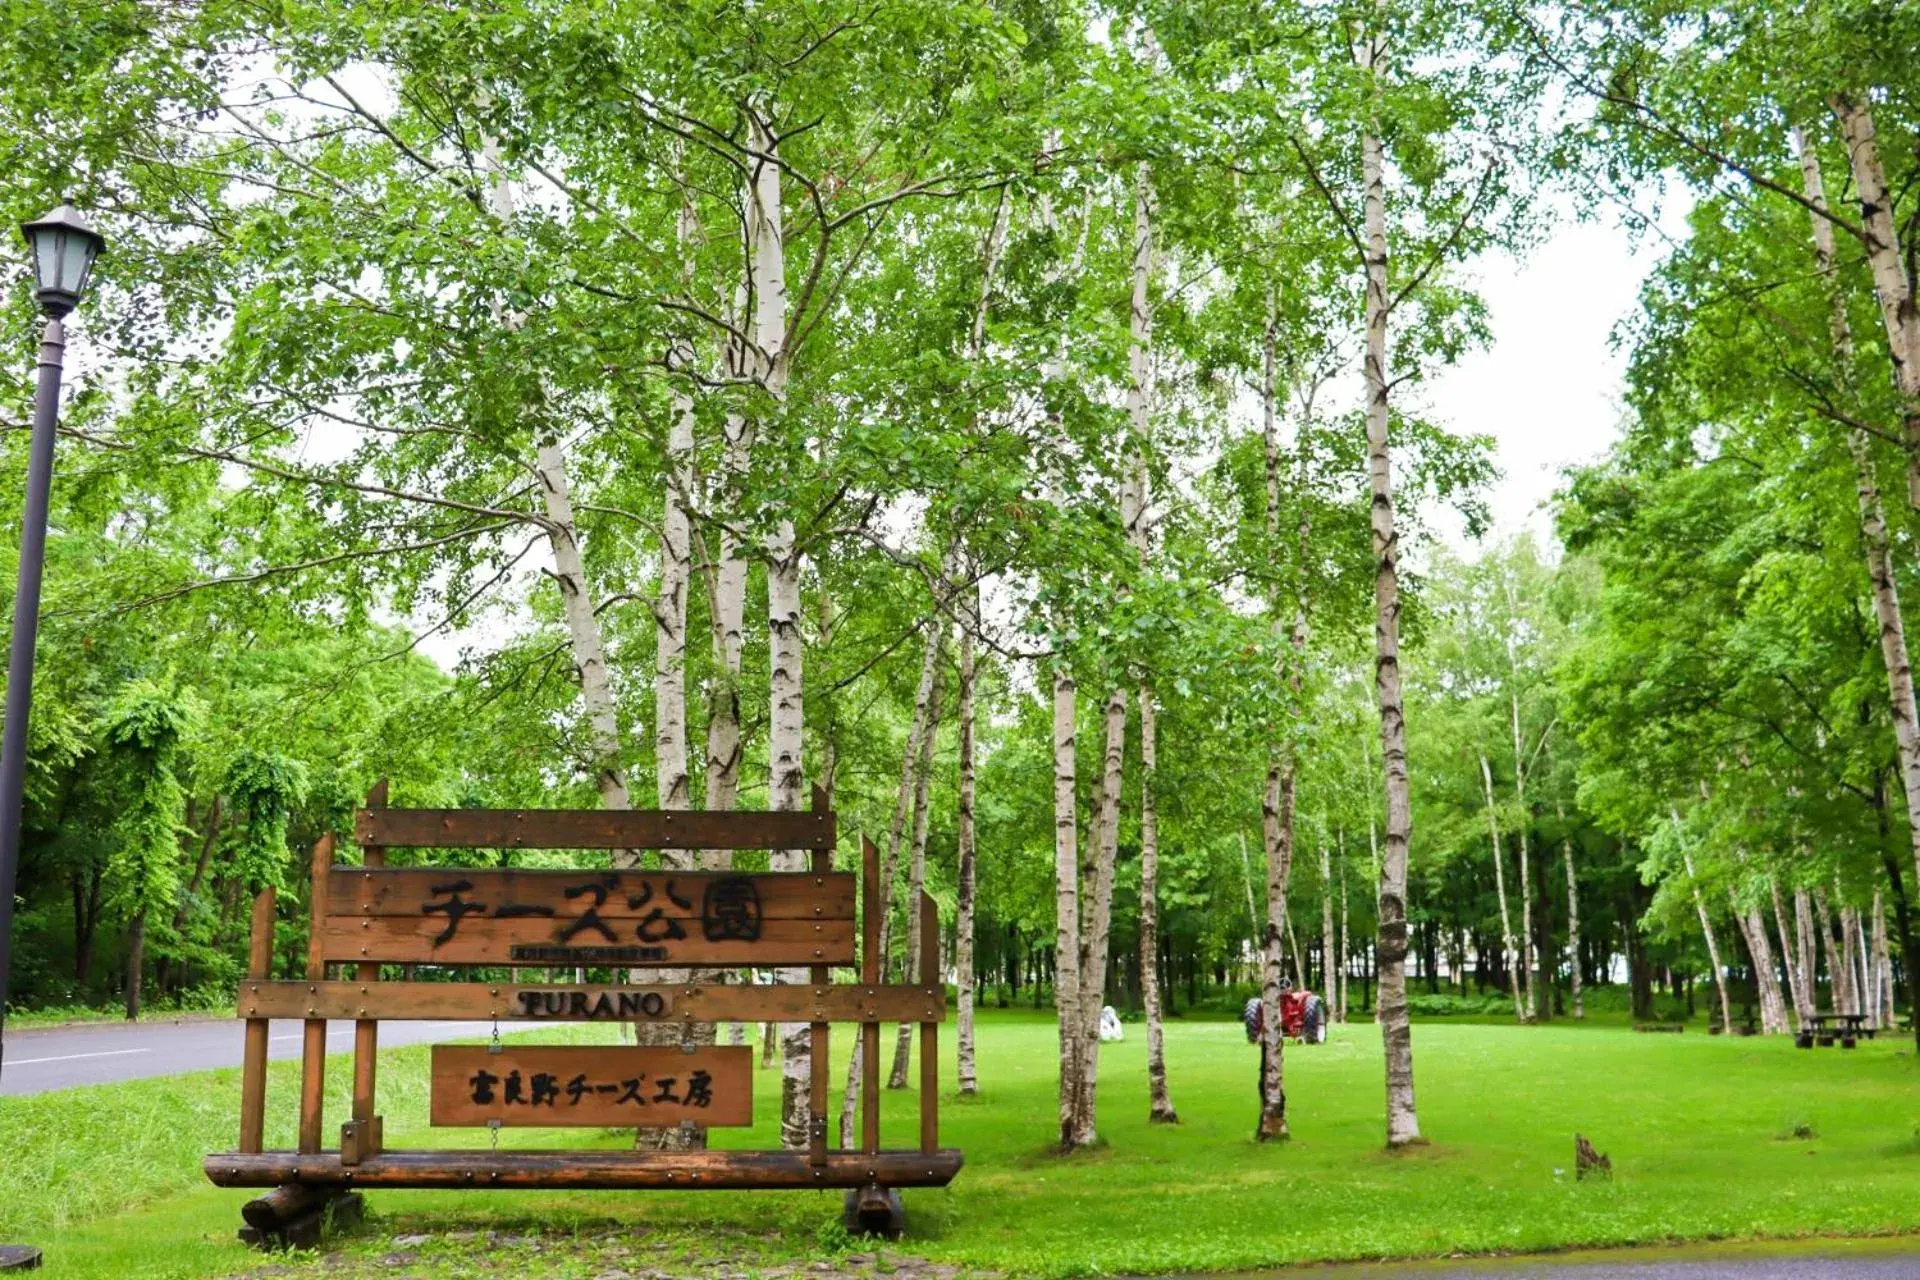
[8,1008,1920,1277]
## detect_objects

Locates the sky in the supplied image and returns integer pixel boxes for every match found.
[1420,215,1669,552]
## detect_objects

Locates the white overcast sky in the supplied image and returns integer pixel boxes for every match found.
[1419,213,1669,552]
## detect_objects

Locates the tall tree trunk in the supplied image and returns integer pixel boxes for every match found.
[949,187,1011,1102]
[956,597,980,1096]
[1816,887,1855,1016]
[1257,761,1292,1142]
[1509,733,1535,1015]
[72,865,103,987]
[1072,688,1124,1148]
[890,664,945,1087]
[636,175,708,1152]
[1503,593,1537,1018]
[1361,21,1420,1148]
[840,613,946,1143]
[1140,686,1176,1122]
[1122,162,1175,1126]
[1733,898,1788,1034]
[1844,905,1868,1023]
[123,908,148,1020]
[1320,842,1336,1010]
[1338,828,1351,1022]
[1254,277,1299,1143]
[1795,886,1820,1014]
[536,442,632,816]
[1683,851,1733,1035]
[1479,753,1526,1021]
[735,106,809,1152]
[1794,127,1920,940]
[477,140,633,824]
[1773,880,1813,1031]
[656,235,697,823]
[1558,801,1583,1019]
[1870,889,1895,1027]
[1053,667,1084,1151]
[1827,98,1920,506]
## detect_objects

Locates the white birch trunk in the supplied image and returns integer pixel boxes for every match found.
[1508,684,1536,1018]
[889,666,944,1087]
[1829,97,1920,507]
[481,142,631,823]
[1257,762,1291,1142]
[1794,126,1920,943]
[1816,887,1855,1016]
[1479,753,1526,1022]
[1052,668,1084,1151]
[1361,20,1420,1147]
[1255,275,1298,1142]
[952,191,1011,1102]
[1772,880,1813,1031]
[1338,827,1351,1022]
[1684,852,1733,1035]
[635,182,708,1150]
[1844,904,1867,1020]
[736,107,809,1150]
[1795,886,1820,1017]
[838,611,946,1142]
[1122,161,1176,1125]
[956,593,980,1095]
[1559,800,1583,1019]
[1072,688,1125,1149]
[536,443,633,818]
[1871,890,1895,1026]
[1735,900,1788,1035]
[1320,843,1336,1008]
[1140,686,1176,1121]
[657,165,700,827]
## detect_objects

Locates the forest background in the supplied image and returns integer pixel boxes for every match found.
[0,0,1917,1160]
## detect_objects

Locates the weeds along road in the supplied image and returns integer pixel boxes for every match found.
[0,1018,495,1094]
[1245,1238,1920,1279]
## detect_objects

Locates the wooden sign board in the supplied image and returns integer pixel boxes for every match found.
[430,1045,753,1128]
[321,869,856,967]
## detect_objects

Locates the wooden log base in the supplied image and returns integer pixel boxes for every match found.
[843,1183,905,1238]
[206,1149,962,1191]
[237,1189,363,1251]
[0,1245,42,1271]
[241,1181,340,1231]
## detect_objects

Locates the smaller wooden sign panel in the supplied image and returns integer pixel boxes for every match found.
[431,1045,753,1129]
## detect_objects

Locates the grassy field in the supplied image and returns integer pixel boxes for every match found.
[8,1007,1920,1277]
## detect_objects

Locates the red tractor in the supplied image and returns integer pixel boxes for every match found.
[1241,985,1328,1045]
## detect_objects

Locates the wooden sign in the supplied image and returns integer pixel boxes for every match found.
[320,869,856,967]
[430,1045,753,1128]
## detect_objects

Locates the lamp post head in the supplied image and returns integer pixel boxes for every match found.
[20,203,103,319]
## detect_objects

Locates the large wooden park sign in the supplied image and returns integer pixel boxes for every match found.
[204,784,959,1245]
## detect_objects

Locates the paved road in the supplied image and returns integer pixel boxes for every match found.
[1236,1239,1920,1279]
[0,1017,498,1095]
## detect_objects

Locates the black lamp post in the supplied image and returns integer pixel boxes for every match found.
[0,204,102,1273]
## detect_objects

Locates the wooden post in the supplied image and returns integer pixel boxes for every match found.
[919,890,938,1155]
[299,833,333,1155]
[345,780,387,1164]
[239,886,277,1153]
[861,834,881,1156]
